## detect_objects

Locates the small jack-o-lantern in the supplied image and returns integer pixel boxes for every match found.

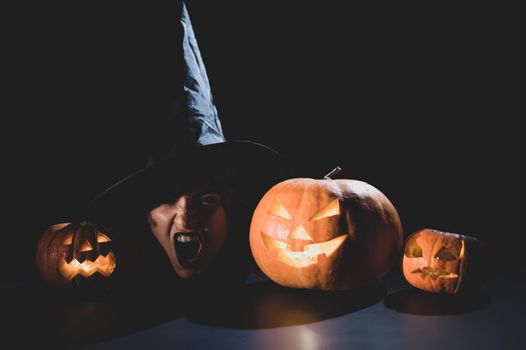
[36,221,117,288]
[250,172,403,291]
[402,228,488,294]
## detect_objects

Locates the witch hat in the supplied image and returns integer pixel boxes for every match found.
[88,2,290,223]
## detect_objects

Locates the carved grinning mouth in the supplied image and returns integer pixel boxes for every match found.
[411,267,458,280]
[261,232,347,268]
[59,252,116,280]
[174,231,203,268]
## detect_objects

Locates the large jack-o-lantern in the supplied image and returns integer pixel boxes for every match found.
[402,228,488,294]
[36,221,117,288]
[249,172,403,291]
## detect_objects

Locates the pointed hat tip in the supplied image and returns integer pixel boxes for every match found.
[180,0,225,146]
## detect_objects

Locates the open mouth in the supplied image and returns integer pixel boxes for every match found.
[411,267,458,280]
[174,231,202,268]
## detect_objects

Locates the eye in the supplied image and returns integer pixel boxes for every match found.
[435,239,464,261]
[97,232,111,243]
[309,199,340,221]
[267,199,292,220]
[201,193,221,206]
[147,214,157,228]
[404,233,423,258]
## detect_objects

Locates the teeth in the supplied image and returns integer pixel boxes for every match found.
[176,234,199,243]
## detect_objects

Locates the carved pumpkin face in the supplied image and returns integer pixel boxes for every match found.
[402,229,488,294]
[259,197,348,268]
[36,221,117,288]
[250,178,403,291]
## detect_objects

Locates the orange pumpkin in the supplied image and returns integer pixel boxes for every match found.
[249,177,403,290]
[36,221,117,288]
[402,228,488,294]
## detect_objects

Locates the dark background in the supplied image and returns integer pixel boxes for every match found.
[3,1,522,283]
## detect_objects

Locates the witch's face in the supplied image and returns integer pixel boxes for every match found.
[148,182,228,279]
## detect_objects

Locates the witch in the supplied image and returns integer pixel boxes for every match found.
[88,2,290,284]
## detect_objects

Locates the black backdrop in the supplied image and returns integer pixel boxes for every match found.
[3,1,521,283]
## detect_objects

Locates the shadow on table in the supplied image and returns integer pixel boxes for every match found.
[2,278,386,346]
[1,284,184,349]
[187,281,386,329]
[384,287,491,315]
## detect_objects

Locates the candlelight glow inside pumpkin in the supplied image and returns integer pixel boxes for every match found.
[402,229,487,294]
[404,232,463,281]
[36,221,117,287]
[260,199,348,268]
[59,231,116,280]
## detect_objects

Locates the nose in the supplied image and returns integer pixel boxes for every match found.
[288,225,312,240]
[79,240,93,252]
[73,239,98,263]
[173,196,199,229]
[287,225,312,252]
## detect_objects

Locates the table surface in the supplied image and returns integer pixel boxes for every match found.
[2,264,524,350]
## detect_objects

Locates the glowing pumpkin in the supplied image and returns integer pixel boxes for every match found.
[402,228,488,294]
[249,174,403,291]
[36,221,117,288]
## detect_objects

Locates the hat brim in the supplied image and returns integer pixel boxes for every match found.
[88,141,291,221]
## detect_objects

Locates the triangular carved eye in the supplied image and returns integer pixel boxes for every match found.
[267,200,292,220]
[435,239,464,261]
[404,233,423,258]
[97,232,111,243]
[309,199,340,221]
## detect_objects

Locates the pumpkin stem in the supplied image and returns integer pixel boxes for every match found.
[324,166,342,180]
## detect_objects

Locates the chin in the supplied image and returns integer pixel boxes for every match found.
[171,258,203,279]
[174,267,198,279]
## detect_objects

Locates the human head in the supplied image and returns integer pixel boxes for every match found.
[147,180,231,279]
